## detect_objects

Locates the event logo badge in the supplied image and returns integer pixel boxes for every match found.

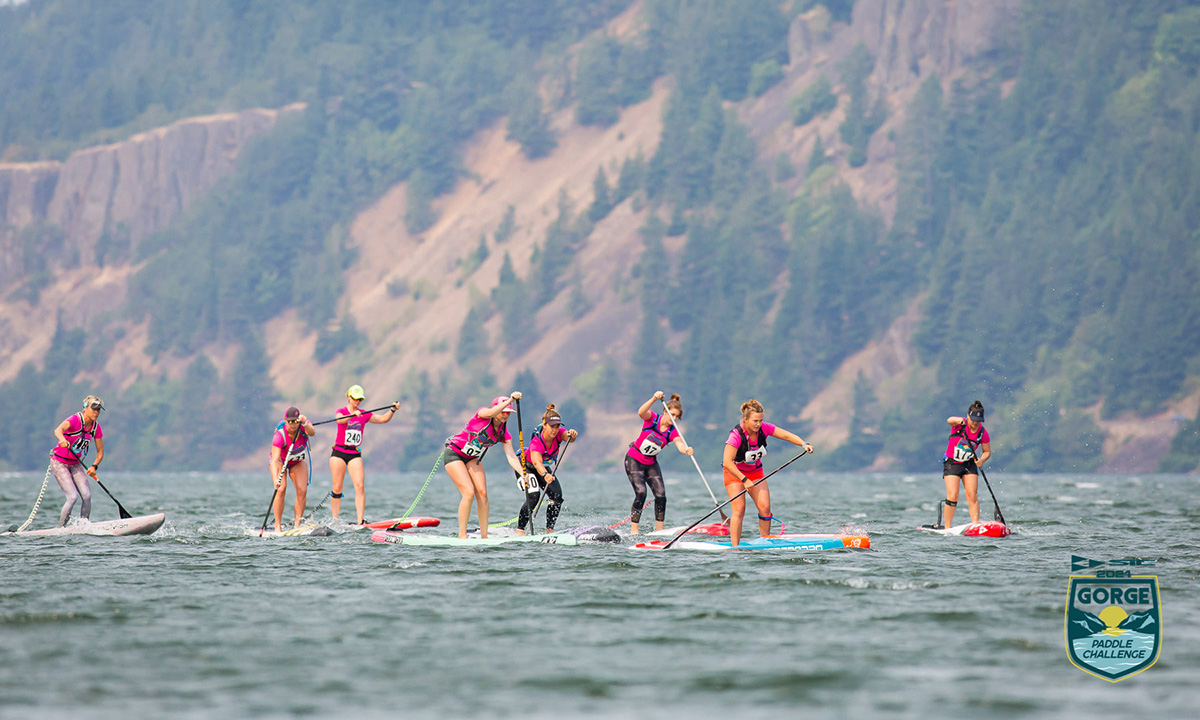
[1065,555,1161,682]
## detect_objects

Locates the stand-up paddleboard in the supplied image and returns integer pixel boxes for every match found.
[568,525,621,544]
[7,513,166,537]
[633,533,870,552]
[648,523,729,535]
[372,522,620,546]
[371,530,579,547]
[919,521,1010,537]
[253,523,335,538]
[359,517,440,530]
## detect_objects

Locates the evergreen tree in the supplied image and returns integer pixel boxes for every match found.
[587,167,614,222]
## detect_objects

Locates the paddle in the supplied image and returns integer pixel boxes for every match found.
[259,427,304,537]
[973,452,1006,525]
[300,490,331,526]
[663,449,810,549]
[93,477,133,519]
[312,403,399,427]
[661,399,726,522]
[607,500,651,530]
[529,436,572,532]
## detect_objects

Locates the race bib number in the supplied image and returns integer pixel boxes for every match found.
[952,443,975,463]
[638,438,664,457]
[517,474,538,493]
[343,427,363,447]
[288,449,308,464]
[460,440,485,458]
[71,438,90,459]
[743,446,766,465]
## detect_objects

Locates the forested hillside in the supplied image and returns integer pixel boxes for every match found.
[1,0,1198,474]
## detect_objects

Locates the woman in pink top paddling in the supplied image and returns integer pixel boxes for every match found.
[329,384,399,525]
[938,400,991,528]
[624,391,693,535]
[721,399,814,547]
[443,392,526,538]
[269,406,316,532]
[514,403,579,535]
[49,395,106,526]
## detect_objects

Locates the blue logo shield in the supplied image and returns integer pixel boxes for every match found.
[1065,576,1161,681]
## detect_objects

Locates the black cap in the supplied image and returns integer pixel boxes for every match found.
[285,406,300,421]
[968,410,984,422]
[546,413,562,426]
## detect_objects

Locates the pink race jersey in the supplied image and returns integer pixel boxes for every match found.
[333,408,374,452]
[626,412,680,466]
[945,422,989,463]
[447,409,511,460]
[525,427,569,466]
[272,427,311,467]
[50,413,103,465]
[725,422,776,473]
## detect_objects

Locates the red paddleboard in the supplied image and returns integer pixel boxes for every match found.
[362,517,440,530]
[961,520,1010,537]
[691,522,730,536]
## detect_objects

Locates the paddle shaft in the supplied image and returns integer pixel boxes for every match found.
[259,429,304,536]
[973,453,1006,525]
[661,399,726,521]
[607,500,651,530]
[530,436,572,529]
[312,403,399,427]
[663,449,810,549]
[93,477,133,520]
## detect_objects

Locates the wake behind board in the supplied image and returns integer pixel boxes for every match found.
[8,513,166,537]
[254,523,335,538]
[919,521,1010,537]
[633,533,870,552]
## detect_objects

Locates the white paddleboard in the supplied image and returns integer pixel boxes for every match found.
[253,523,335,537]
[371,530,578,547]
[9,513,166,537]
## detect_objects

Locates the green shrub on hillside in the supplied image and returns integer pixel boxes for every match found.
[790,77,837,125]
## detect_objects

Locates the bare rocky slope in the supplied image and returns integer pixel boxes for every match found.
[1,1,1190,471]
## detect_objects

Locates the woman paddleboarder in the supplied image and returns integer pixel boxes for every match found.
[444,393,525,538]
[329,384,399,525]
[515,404,578,535]
[49,395,106,527]
[624,391,693,535]
[269,406,316,532]
[939,400,991,528]
[722,399,814,547]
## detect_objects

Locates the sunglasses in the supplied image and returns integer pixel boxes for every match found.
[286,419,300,424]
[88,402,104,411]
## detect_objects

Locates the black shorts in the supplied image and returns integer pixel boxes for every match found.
[943,458,979,477]
[331,447,362,463]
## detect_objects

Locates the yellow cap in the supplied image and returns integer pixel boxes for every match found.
[347,385,366,400]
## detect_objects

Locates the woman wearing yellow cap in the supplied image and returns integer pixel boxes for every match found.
[49,395,106,526]
[330,385,399,524]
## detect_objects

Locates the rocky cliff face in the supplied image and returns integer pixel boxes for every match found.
[0,104,305,387]
[0,104,304,288]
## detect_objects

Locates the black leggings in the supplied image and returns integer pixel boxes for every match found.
[625,454,666,523]
[516,469,563,531]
